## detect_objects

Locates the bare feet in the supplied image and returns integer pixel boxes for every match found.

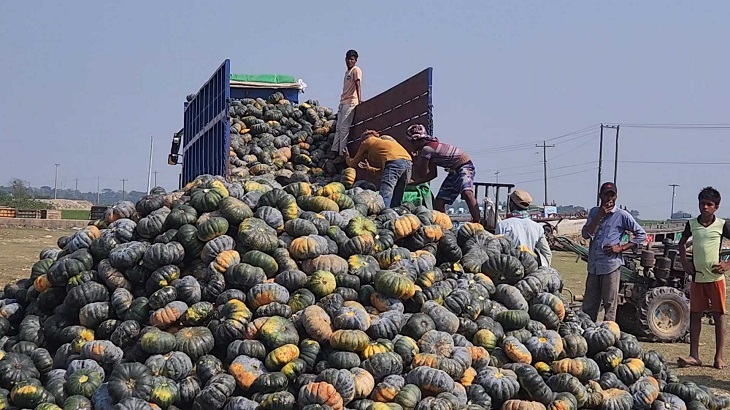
[677,356,703,367]
[713,357,727,369]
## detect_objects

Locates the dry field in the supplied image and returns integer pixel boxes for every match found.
[0,227,728,393]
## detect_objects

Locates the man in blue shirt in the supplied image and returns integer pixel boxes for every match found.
[581,182,647,321]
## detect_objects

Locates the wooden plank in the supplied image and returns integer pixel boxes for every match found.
[350,68,431,121]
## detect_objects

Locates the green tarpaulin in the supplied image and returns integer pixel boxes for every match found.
[402,183,433,210]
[230,73,297,84]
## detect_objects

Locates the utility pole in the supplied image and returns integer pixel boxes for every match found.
[536,140,555,206]
[153,171,159,187]
[494,170,499,184]
[96,177,100,205]
[121,179,128,201]
[74,178,79,199]
[596,124,604,206]
[669,184,680,219]
[53,164,60,199]
[609,125,620,183]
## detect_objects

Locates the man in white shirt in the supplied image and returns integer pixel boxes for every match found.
[331,49,362,163]
[497,189,553,266]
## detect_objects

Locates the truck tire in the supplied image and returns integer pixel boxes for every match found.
[638,286,690,342]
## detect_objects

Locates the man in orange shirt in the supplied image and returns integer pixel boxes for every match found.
[331,50,362,162]
[345,130,412,208]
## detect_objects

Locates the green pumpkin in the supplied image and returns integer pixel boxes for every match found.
[308,271,337,298]
[189,181,229,213]
[65,368,103,398]
[196,216,229,241]
[218,196,254,226]
[259,189,299,221]
[298,196,339,213]
[374,271,416,300]
[239,250,277,277]
[238,218,279,253]
[166,205,198,229]
[285,219,319,238]
[149,376,180,408]
[139,329,175,355]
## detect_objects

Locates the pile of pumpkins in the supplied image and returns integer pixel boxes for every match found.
[227,93,343,186]
[0,173,727,410]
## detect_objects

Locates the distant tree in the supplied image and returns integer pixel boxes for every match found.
[10,179,30,199]
[629,209,640,219]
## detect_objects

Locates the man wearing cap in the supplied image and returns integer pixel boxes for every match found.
[405,124,480,223]
[581,182,647,322]
[498,189,553,267]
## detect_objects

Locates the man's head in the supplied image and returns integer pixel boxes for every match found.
[599,182,617,209]
[698,186,721,217]
[406,123,437,145]
[346,50,358,69]
[509,189,532,212]
[361,129,379,140]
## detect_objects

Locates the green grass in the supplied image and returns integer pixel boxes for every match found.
[61,210,90,220]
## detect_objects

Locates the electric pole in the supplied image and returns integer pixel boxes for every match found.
[97,177,101,205]
[153,171,159,187]
[494,170,499,184]
[121,179,128,201]
[53,164,60,199]
[669,184,680,220]
[596,124,604,206]
[536,141,555,206]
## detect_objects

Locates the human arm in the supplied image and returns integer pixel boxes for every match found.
[581,208,600,239]
[623,211,647,250]
[359,159,380,173]
[604,212,646,254]
[355,67,362,104]
[711,220,730,274]
[678,222,695,277]
[535,235,553,266]
[345,139,369,168]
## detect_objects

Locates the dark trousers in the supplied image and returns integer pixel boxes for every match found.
[581,269,620,322]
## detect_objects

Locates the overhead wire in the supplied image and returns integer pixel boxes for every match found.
[512,166,598,184]
[467,123,599,155]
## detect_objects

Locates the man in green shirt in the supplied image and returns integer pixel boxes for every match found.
[677,186,730,370]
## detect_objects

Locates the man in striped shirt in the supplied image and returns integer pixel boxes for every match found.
[406,124,480,223]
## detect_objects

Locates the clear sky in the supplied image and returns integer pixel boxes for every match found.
[1,1,728,219]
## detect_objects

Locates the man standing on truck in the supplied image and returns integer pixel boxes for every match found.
[331,50,362,163]
[498,189,553,267]
[580,182,647,322]
[344,130,412,208]
[405,124,480,223]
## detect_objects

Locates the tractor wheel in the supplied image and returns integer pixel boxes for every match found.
[638,286,690,342]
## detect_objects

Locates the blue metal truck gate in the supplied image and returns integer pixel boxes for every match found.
[181,60,231,187]
[180,60,303,187]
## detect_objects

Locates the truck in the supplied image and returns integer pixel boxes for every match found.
[168,59,438,202]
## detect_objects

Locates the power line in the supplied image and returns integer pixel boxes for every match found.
[620,160,730,165]
[476,130,598,172]
[618,123,730,129]
[496,161,597,178]
[512,166,598,184]
[467,124,598,155]
[550,135,600,160]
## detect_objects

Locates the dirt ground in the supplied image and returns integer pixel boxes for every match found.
[0,227,728,394]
